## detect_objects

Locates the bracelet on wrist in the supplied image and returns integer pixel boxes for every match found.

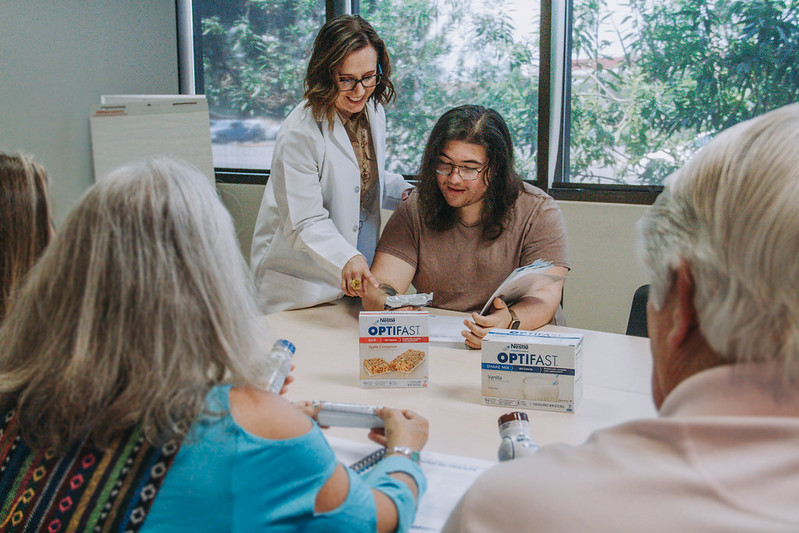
[385,445,420,463]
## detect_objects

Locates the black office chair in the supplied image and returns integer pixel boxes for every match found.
[625,284,650,337]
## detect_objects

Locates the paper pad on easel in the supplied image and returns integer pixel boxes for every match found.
[89,95,214,183]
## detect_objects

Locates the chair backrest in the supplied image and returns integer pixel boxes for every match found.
[625,284,650,337]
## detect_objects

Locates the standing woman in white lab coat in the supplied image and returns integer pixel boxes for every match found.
[250,15,411,313]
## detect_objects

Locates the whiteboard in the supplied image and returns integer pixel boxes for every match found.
[89,95,214,183]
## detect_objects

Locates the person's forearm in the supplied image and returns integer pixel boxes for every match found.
[373,490,399,533]
[512,296,559,330]
[372,471,420,532]
[373,472,420,533]
[368,456,426,533]
[388,471,419,499]
[362,287,388,311]
[362,283,398,311]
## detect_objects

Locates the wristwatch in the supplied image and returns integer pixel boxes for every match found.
[386,446,421,463]
[508,307,521,330]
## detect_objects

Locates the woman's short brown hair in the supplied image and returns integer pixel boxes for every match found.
[304,15,395,125]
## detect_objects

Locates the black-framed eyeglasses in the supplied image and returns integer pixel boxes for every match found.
[337,64,383,92]
[434,161,488,181]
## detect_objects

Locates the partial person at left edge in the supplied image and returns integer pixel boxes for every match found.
[0,152,53,323]
[250,15,413,314]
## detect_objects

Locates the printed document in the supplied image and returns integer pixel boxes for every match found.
[479,259,562,315]
[328,436,494,532]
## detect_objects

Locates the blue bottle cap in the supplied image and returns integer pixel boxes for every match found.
[276,339,296,354]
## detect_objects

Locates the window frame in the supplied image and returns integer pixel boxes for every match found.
[538,0,662,205]
[179,0,661,204]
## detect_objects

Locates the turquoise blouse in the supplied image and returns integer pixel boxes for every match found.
[143,385,424,532]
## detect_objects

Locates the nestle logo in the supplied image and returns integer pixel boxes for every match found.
[378,318,396,323]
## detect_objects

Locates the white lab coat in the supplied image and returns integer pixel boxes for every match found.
[250,100,410,313]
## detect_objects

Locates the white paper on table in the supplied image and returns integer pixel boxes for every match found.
[429,314,469,343]
[479,259,563,315]
[327,435,494,532]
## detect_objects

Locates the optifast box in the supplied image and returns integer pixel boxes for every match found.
[481,329,583,413]
[359,311,429,388]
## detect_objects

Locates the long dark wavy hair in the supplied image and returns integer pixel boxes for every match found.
[418,105,523,240]
[304,15,395,127]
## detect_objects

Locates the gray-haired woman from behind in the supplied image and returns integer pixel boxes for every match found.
[0,158,427,532]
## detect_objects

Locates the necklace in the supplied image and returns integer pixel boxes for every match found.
[358,125,375,197]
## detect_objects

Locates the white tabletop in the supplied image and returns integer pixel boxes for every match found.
[264,299,657,462]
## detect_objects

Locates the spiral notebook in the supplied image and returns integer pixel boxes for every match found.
[328,436,493,532]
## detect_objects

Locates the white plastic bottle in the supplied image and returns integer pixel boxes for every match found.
[266,339,296,394]
[497,411,540,461]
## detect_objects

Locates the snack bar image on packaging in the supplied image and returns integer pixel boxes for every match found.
[481,330,583,413]
[359,311,429,388]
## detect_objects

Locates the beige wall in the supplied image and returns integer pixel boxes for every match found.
[0,0,178,224]
[217,183,266,262]
[559,201,649,334]
[221,183,650,335]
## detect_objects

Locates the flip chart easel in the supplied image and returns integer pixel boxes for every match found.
[89,95,214,183]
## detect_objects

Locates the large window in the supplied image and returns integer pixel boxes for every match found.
[190,0,326,172]
[184,0,799,202]
[189,0,541,179]
[362,0,541,178]
[557,0,799,202]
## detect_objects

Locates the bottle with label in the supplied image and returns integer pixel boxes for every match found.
[266,339,296,394]
[497,411,540,461]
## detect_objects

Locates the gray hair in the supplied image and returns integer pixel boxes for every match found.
[0,158,271,450]
[637,103,799,369]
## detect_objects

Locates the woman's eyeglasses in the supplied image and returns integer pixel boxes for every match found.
[337,65,383,92]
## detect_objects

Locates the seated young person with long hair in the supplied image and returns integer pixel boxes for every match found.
[363,105,569,348]
[0,158,427,532]
[0,152,52,322]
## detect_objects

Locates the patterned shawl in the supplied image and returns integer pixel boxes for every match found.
[0,409,182,532]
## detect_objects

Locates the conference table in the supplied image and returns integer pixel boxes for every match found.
[263,298,657,463]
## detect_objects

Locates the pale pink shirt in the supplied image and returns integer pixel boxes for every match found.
[444,363,799,532]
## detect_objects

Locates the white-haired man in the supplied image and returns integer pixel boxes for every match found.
[443,103,799,531]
